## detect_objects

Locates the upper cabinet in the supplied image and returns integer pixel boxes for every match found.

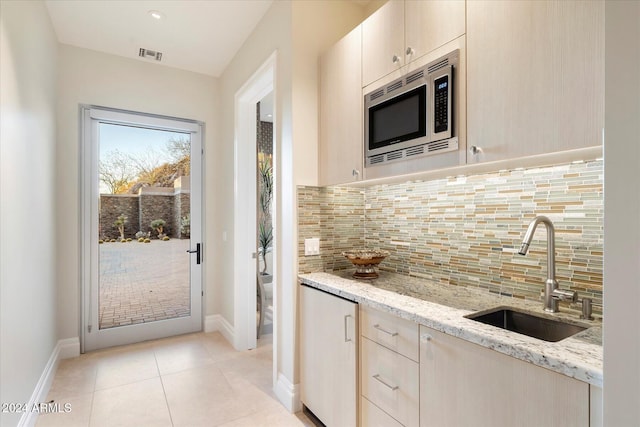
[362,0,405,88]
[318,26,363,187]
[466,0,604,163]
[404,0,466,65]
[362,0,465,87]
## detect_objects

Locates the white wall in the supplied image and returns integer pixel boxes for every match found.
[0,1,59,426]
[55,45,219,341]
[216,0,364,410]
[603,1,640,425]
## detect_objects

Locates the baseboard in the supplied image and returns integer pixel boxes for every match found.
[204,314,234,344]
[18,337,79,427]
[275,373,302,413]
[58,337,80,359]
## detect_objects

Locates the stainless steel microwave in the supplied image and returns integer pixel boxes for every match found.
[365,50,459,167]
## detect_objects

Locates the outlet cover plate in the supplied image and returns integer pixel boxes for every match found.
[304,238,320,256]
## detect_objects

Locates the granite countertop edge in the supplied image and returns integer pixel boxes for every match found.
[299,271,603,388]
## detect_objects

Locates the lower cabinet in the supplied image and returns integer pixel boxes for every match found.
[361,396,404,427]
[419,326,590,427]
[300,297,598,427]
[300,285,357,427]
[360,305,419,427]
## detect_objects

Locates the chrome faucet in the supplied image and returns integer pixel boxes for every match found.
[518,216,577,313]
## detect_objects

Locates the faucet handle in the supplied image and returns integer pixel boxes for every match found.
[551,288,578,303]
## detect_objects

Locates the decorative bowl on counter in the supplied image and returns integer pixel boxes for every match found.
[342,249,390,279]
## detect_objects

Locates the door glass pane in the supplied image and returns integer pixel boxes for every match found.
[97,123,192,330]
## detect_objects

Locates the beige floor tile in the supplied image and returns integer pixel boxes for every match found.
[218,405,315,427]
[162,363,263,427]
[90,377,172,427]
[37,331,290,427]
[35,393,93,427]
[93,347,159,390]
[46,357,97,401]
[200,332,244,363]
[216,351,274,393]
[153,335,215,376]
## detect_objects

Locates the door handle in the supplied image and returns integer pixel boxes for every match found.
[186,243,201,264]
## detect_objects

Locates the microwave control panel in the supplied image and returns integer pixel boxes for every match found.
[433,75,449,134]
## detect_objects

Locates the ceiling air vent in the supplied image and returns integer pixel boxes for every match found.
[139,48,163,61]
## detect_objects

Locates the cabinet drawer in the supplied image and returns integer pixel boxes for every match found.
[361,337,419,427]
[361,305,419,362]
[361,396,403,427]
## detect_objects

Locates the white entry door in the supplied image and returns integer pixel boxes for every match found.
[81,107,203,352]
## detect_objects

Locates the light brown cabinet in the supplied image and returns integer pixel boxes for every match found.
[362,0,405,88]
[300,286,357,426]
[360,305,419,427]
[318,25,363,186]
[362,0,465,88]
[404,0,465,66]
[419,326,590,427]
[466,0,604,163]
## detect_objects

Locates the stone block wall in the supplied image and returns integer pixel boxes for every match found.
[173,192,191,239]
[139,190,174,238]
[100,195,140,239]
[100,178,191,239]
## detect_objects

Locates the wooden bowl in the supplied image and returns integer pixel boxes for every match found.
[342,250,390,279]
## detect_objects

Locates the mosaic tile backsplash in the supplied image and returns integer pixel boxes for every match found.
[298,160,603,313]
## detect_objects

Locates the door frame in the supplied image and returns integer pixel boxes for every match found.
[79,105,205,352]
[233,52,277,352]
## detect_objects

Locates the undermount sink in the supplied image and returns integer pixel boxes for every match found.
[465,307,588,342]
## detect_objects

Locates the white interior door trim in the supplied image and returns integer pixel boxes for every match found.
[233,52,277,352]
[80,105,204,352]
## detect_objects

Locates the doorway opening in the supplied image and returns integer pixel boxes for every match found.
[81,107,203,352]
[233,52,276,357]
[98,124,192,329]
[257,92,274,341]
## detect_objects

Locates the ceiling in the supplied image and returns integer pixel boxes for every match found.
[45,0,274,77]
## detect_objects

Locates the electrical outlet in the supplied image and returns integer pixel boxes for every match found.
[304,238,320,256]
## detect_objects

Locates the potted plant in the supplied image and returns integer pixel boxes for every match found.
[258,156,273,281]
[150,219,166,239]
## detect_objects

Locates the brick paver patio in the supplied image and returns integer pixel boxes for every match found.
[99,239,191,329]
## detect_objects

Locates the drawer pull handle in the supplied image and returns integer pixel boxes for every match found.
[344,315,353,342]
[373,324,398,337]
[373,374,399,391]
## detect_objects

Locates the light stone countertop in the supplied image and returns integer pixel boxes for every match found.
[299,270,603,387]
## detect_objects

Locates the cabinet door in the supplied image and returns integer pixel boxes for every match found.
[404,0,465,63]
[300,286,357,427]
[362,0,404,87]
[318,26,363,186]
[466,0,604,163]
[419,326,589,427]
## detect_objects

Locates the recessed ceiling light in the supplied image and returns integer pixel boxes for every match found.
[148,10,164,20]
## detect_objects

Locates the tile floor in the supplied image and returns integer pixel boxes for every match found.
[36,332,314,427]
